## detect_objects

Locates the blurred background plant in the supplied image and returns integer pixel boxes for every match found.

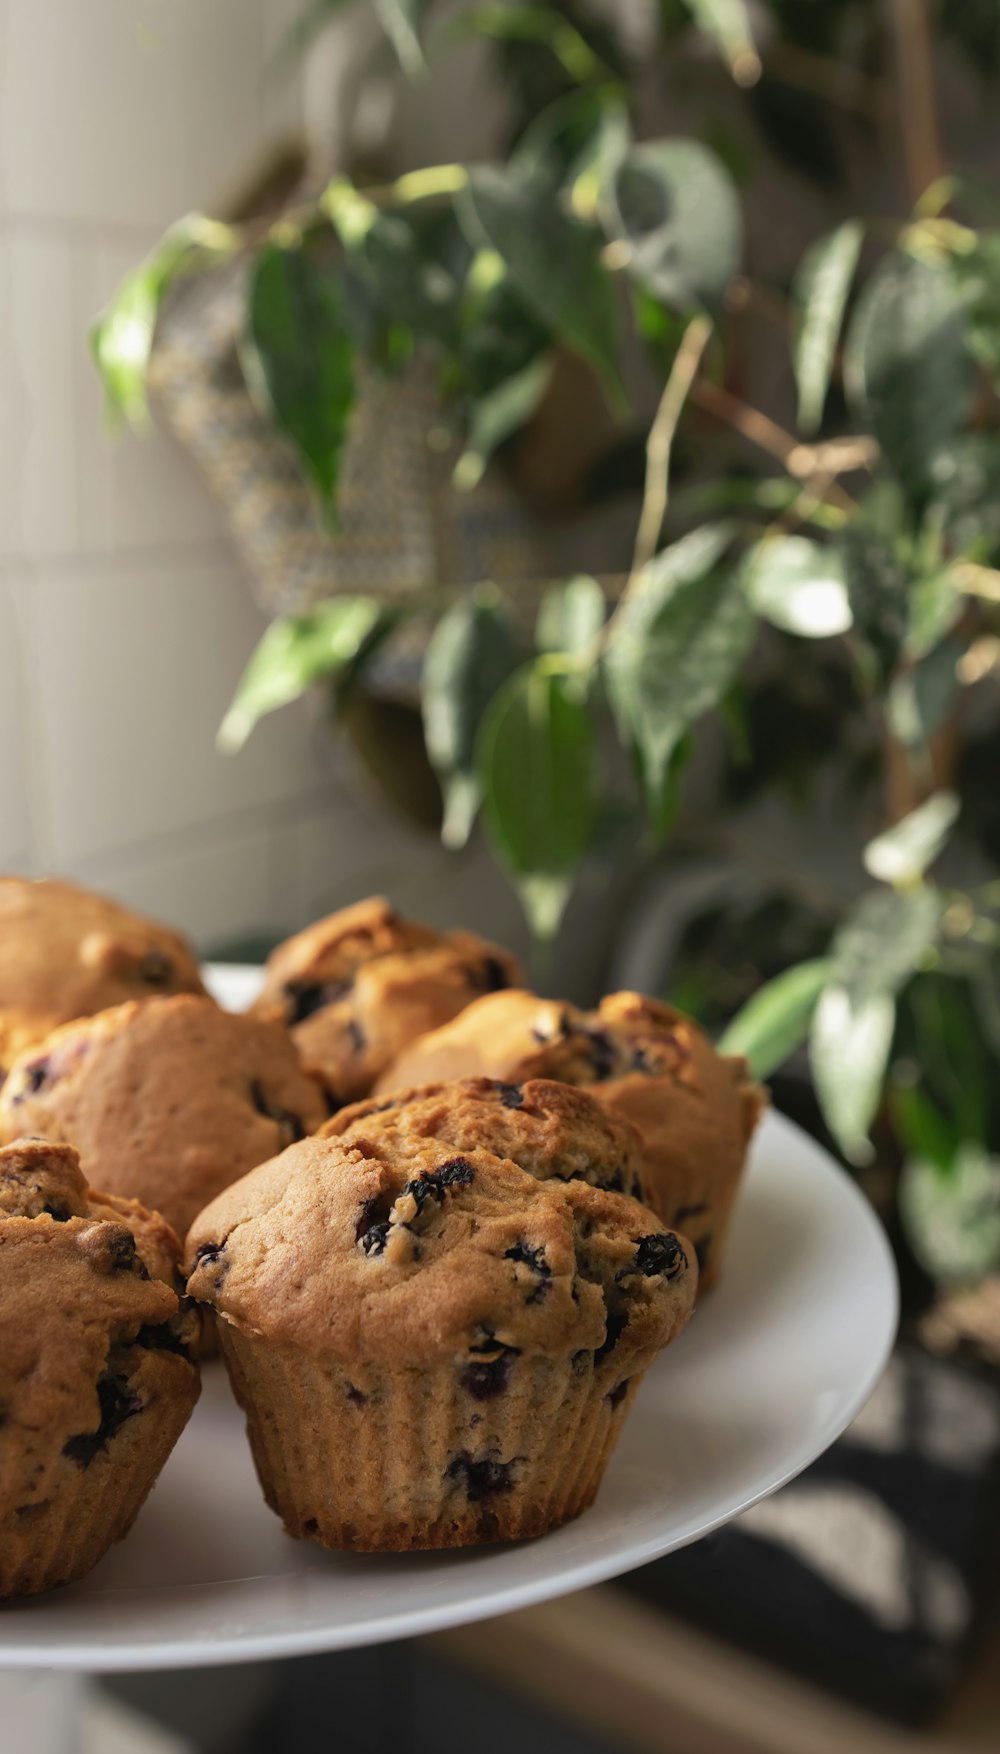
[93,0,1000,1309]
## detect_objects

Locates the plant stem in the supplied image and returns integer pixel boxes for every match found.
[631,314,714,575]
[888,0,944,204]
[690,380,859,512]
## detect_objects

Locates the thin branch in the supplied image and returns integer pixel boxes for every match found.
[631,314,714,575]
[765,41,895,122]
[888,0,944,204]
[690,379,859,512]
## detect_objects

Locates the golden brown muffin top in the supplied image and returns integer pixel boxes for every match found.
[0,1139,197,1507]
[0,995,328,1241]
[0,877,205,1071]
[250,896,522,1105]
[186,1131,697,1373]
[326,1076,651,1204]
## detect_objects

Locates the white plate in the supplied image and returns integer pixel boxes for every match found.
[0,970,898,1672]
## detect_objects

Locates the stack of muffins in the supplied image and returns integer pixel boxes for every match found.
[0,879,763,1595]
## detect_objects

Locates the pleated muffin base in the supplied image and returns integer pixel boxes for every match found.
[0,1355,200,1599]
[218,1324,644,1550]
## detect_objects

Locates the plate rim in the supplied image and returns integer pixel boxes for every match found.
[0,1043,899,1668]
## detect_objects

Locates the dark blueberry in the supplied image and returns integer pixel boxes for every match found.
[605,1166,625,1193]
[496,1082,523,1110]
[63,1373,141,1468]
[631,1044,656,1074]
[346,1385,368,1407]
[138,951,173,988]
[446,1449,517,1502]
[346,1018,365,1054]
[107,1231,146,1276]
[572,1348,591,1372]
[608,1379,630,1410]
[405,1157,476,1216]
[283,979,350,1026]
[503,1241,551,1303]
[250,1078,304,1146]
[594,1302,629,1363]
[621,1233,688,1282]
[356,1193,392,1257]
[130,1322,190,1359]
[482,957,510,992]
[461,1341,519,1400]
[194,1240,226,1267]
[42,1202,72,1223]
[585,1027,617,1081]
[14,1059,51,1103]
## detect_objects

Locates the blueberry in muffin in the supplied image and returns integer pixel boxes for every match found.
[249,896,521,1107]
[0,1138,200,1598]
[376,989,765,1289]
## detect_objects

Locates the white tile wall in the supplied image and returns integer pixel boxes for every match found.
[0,0,410,951]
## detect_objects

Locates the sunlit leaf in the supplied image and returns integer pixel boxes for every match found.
[477,661,598,939]
[91,214,237,426]
[863,792,959,885]
[900,1145,1000,1285]
[718,958,831,1079]
[459,163,623,405]
[535,575,606,657]
[219,598,382,752]
[604,140,741,311]
[247,243,355,507]
[810,886,944,1160]
[439,4,609,84]
[603,524,752,833]
[742,535,852,637]
[421,587,520,850]
[792,220,863,433]
[454,354,554,490]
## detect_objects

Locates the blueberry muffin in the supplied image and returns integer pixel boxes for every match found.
[0,995,328,1241]
[0,876,205,1078]
[378,990,765,1288]
[325,1076,652,1205]
[186,1126,697,1551]
[249,896,521,1107]
[0,1138,200,1599]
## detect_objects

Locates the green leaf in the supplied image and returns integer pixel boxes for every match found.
[900,1145,1000,1285]
[439,5,610,84]
[91,214,237,426]
[219,599,380,750]
[810,885,944,1160]
[863,792,959,885]
[421,587,520,850]
[459,164,623,405]
[247,244,355,507]
[717,958,832,1079]
[683,0,760,84]
[219,598,382,752]
[453,354,555,490]
[904,569,962,660]
[792,220,863,434]
[742,535,852,637]
[844,253,973,495]
[950,230,1000,382]
[373,0,427,76]
[603,524,753,833]
[891,1082,957,1175]
[477,661,598,939]
[535,575,606,657]
[605,140,742,311]
[887,637,962,752]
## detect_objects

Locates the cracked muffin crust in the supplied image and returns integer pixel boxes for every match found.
[249,896,521,1107]
[376,989,765,1288]
[0,995,327,1241]
[0,877,205,1078]
[186,1128,696,1551]
[0,1139,200,1599]
[325,1075,651,1205]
